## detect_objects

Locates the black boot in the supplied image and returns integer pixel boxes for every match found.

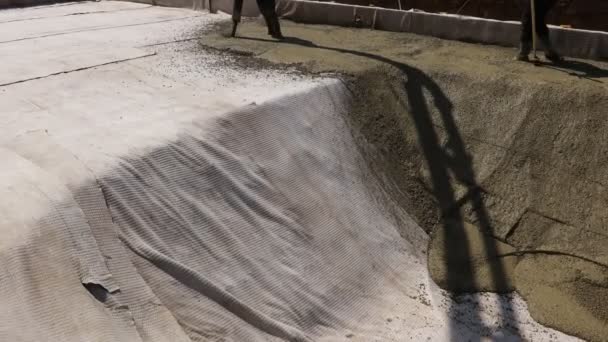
[260,9,283,40]
[231,0,244,37]
[231,19,239,38]
[515,41,531,61]
[268,13,284,40]
[540,35,563,62]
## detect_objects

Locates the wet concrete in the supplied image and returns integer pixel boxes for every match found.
[199,19,608,341]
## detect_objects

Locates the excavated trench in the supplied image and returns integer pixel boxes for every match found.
[3,10,608,342]
[346,65,608,341]
[199,19,608,341]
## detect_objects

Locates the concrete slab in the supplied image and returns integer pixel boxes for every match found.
[0,3,321,205]
[0,46,153,86]
[0,3,201,42]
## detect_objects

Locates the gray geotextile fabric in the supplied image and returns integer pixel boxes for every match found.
[96,82,417,341]
[0,82,427,341]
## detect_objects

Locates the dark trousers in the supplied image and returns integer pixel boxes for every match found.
[256,0,277,14]
[233,0,277,22]
[520,0,558,42]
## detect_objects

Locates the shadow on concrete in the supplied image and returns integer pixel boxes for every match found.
[238,34,521,340]
[541,59,608,83]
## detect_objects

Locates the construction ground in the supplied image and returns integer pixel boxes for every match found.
[1,1,607,341]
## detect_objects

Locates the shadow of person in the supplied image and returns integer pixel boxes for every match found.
[233,34,522,340]
[281,36,317,47]
[239,35,316,47]
[541,59,608,83]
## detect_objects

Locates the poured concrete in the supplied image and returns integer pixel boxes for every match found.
[274,0,608,60]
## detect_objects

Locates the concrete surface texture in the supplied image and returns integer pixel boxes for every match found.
[0,1,603,342]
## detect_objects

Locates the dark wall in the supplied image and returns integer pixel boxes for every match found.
[317,0,608,32]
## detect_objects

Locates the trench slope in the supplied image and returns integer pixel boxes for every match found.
[200,19,608,341]
[346,65,608,342]
[1,77,583,341]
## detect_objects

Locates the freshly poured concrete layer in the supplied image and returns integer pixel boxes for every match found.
[194,0,608,60]
[0,2,597,342]
[202,20,608,341]
[274,0,608,60]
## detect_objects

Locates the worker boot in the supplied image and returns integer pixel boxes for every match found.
[515,41,531,61]
[261,10,283,40]
[540,35,563,62]
[268,13,284,40]
[231,0,244,37]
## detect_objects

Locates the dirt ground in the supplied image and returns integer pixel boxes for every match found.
[199,19,608,341]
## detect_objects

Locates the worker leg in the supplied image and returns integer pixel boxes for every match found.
[520,1,533,44]
[535,0,552,37]
[517,1,533,60]
[256,0,283,39]
[231,0,244,37]
[536,0,562,61]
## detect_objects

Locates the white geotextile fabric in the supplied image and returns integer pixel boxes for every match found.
[0,81,577,341]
